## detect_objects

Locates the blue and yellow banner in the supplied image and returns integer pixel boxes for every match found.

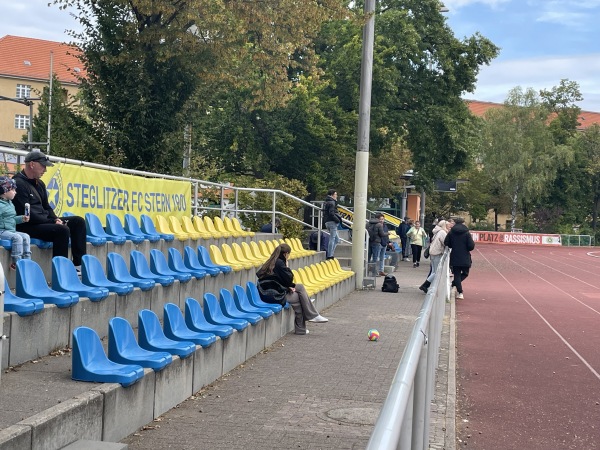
[42,163,190,224]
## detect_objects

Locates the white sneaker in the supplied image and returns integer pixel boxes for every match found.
[310,298,316,303]
[309,314,328,323]
[305,329,309,334]
[456,292,464,299]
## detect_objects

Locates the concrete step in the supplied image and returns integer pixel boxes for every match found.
[61,440,128,450]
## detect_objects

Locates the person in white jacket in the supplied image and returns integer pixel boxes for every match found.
[419,220,448,293]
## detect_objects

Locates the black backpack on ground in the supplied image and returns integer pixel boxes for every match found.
[381,274,399,293]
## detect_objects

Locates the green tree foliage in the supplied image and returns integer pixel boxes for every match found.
[30,74,109,163]
[55,0,347,174]
[480,87,573,230]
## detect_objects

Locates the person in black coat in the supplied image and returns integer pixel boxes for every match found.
[323,189,341,259]
[444,217,475,299]
[256,243,328,335]
[12,150,87,270]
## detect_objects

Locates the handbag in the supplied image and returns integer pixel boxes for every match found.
[423,246,430,259]
[256,279,288,305]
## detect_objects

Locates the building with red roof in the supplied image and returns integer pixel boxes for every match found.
[0,35,83,146]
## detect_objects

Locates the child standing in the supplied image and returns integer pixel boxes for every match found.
[0,176,31,270]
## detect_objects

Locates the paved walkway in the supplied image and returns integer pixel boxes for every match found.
[120,261,456,450]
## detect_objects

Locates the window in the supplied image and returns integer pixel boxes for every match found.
[16,84,31,98]
[14,115,30,129]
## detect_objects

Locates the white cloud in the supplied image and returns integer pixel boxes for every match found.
[534,0,600,28]
[443,0,512,10]
[464,53,600,111]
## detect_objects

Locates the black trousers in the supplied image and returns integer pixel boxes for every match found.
[411,244,422,263]
[17,216,87,266]
[451,266,470,294]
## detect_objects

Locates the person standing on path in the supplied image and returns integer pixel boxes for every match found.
[398,217,411,261]
[419,220,448,293]
[406,220,427,268]
[443,217,475,299]
[323,189,341,259]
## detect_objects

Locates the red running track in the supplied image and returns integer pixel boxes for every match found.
[456,244,600,450]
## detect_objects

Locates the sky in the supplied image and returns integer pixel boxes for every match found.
[1,0,600,111]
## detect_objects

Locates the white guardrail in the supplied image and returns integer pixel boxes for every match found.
[366,249,451,450]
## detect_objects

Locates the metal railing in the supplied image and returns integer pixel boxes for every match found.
[561,234,595,247]
[366,249,450,450]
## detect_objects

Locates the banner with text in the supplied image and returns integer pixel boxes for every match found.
[470,231,561,246]
[42,163,190,224]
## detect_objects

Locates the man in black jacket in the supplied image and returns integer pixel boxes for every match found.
[13,150,87,270]
[444,217,475,299]
[323,189,341,259]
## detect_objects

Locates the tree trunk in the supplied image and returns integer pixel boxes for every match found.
[510,188,519,232]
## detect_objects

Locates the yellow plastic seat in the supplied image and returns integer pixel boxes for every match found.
[170,216,201,240]
[203,216,224,239]
[231,217,255,237]
[213,217,233,238]
[242,241,266,265]
[258,240,272,259]
[328,258,354,278]
[292,269,317,297]
[307,265,333,288]
[210,245,241,271]
[182,216,211,239]
[318,261,345,282]
[265,240,277,255]
[155,215,188,241]
[285,238,310,257]
[222,217,244,238]
[297,267,325,292]
[232,242,262,267]
[221,243,254,270]
[293,238,316,256]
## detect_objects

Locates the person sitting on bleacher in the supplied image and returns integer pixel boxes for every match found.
[260,218,281,233]
[12,150,87,272]
[0,176,31,270]
[308,231,329,252]
[256,243,328,335]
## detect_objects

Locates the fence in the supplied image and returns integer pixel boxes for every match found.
[366,249,450,450]
[560,234,595,247]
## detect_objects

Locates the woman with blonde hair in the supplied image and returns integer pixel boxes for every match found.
[256,243,328,335]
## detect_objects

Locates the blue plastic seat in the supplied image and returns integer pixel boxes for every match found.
[81,255,134,296]
[106,213,145,244]
[107,253,156,291]
[183,246,217,277]
[72,327,144,387]
[130,251,174,286]
[52,256,110,301]
[86,212,126,245]
[137,309,195,358]
[246,281,284,313]
[108,317,172,371]
[168,247,208,279]
[0,239,11,250]
[140,214,174,242]
[219,288,263,325]
[202,293,249,331]
[16,259,78,308]
[197,246,232,274]
[233,285,273,319]
[184,298,234,339]
[125,214,160,243]
[150,249,192,283]
[31,238,53,249]
[163,303,217,347]
[3,279,44,316]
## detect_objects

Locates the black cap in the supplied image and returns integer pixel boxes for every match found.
[24,150,54,167]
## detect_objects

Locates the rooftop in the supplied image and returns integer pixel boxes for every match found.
[0,35,83,85]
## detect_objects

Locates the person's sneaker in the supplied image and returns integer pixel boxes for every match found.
[413,263,417,268]
[310,298,316,303]
[378,271,386,277]
[9,263,16,270]
[456,292,464,299]
[416,262,420,267]
[309,314,328,323]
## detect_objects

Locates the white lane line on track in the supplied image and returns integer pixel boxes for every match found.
[507,249,600,292]
[476,248,600,382]
[516,249,600,274]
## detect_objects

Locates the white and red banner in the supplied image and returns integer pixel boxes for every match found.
[470,231,561,246]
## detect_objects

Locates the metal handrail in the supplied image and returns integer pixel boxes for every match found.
[366,249,450,450]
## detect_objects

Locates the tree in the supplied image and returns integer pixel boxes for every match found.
[573,124,600,233]
[480,87,572,230]
[30,74,108,163]
[55,0,347,173]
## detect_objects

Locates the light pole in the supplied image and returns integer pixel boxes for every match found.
[351,0,376,289]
